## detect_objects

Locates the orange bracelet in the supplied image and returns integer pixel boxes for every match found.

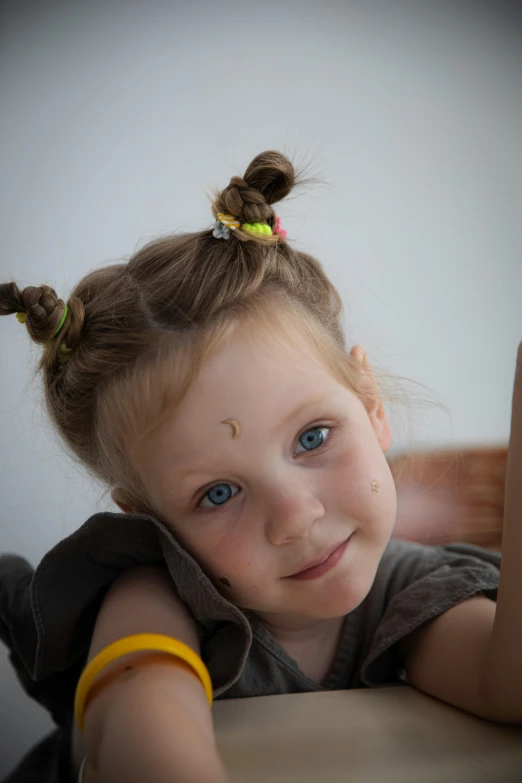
[83,651,202,715]
[74,634,213,732]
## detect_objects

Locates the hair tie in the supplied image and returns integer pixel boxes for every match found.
[273,217,287,239]
[43,306,71,363]
[212,213,286,240]
[16,305,71,363]
[52,305,69,339]
[242,222,273,237]
[16,305,69,339]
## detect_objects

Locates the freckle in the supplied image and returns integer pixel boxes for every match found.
[219,577,231,587]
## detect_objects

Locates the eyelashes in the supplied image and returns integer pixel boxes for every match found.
[196,424,333,511]
[199,483,239,509]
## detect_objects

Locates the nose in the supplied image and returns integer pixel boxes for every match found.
[265,475,326,546]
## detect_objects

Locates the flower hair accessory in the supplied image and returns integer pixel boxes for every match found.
[273,217,287,239]
[213,213,240,240]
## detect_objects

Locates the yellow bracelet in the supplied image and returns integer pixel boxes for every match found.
[74,633,213,732]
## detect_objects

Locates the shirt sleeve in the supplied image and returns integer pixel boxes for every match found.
[359,538,501,688]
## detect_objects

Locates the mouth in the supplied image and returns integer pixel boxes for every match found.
[284,534,354,579]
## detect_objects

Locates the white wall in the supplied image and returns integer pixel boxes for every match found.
[1,0,521,776]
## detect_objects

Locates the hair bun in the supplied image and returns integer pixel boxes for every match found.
[0,283,61,342]
[211,150,296,233]
[243,150,295,206]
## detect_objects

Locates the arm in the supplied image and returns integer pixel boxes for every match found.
[398,342,522,725]
[73,564,227,783]
[481,341,522,722]
[84,658,227,783]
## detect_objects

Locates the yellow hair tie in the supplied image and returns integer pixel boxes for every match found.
[216,212,241,230]
[242,222,273,236]
[74,634,213,732]
[16,312,26,324]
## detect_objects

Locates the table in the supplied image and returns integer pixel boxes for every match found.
[213,686,522,782]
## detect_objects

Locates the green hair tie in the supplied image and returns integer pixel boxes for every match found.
[43,305,69,353]
[17,305,68,338]
[17,304,71,363]
[242,222,273,237]
[52,305,69,338]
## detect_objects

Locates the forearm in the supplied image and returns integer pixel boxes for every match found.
[483,535,522,723]
[482,343,522,723]
[84,662,227,783]
[96,696,226,783]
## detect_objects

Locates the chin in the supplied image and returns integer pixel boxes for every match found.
[319,561,380,618]
[289,580,365,621]
[326,586,369,618]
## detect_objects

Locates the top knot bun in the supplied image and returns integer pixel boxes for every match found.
[212,150,295,228]
[243,150,295,206]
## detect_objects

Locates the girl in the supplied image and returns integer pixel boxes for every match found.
[0,150,520,783]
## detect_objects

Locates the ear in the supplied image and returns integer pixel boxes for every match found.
[350,345,392,453]
[111,487,137,515]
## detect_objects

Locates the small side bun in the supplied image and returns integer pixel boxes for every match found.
[0,282,65,344]
[243,150,295,206]
[0,281,84,369]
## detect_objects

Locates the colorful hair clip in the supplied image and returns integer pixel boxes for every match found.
[273,217,287,239]
[213,221,230,239]
[213,213,241,240]
[242,222,273,237]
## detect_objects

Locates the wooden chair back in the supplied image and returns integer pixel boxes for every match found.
[388,446,507,552]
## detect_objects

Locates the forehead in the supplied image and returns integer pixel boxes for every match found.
[184,320,339,413]
[127,306,353,468]
[137,330,347,482]
[134,318,350,467]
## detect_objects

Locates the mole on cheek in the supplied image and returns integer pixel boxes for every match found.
[219,577,231,588]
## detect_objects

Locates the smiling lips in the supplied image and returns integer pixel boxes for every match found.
[286,534,353,578]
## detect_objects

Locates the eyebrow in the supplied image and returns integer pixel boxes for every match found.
[280,395,327,431]
[176,395,329,485]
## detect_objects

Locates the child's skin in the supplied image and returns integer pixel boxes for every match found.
[114,308,397,675]
[482,341,522,720]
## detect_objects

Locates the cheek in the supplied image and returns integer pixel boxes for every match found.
[206,532,270,607]
[326,448,396,526]
[324,449,370,499]
[192,527,263,587]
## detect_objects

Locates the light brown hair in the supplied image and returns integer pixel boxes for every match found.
[0,150,446,516]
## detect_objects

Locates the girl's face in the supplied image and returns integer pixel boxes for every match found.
[128,318,397,631]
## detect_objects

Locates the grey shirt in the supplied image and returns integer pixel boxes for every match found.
[1,510,500,710]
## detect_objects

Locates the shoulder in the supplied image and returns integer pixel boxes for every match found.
[374,537,500,598]
[90,563,202,659]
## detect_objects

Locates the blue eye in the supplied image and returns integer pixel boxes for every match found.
[296,426,331,454]
[199,483,239,509]
[195,425,331,511]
